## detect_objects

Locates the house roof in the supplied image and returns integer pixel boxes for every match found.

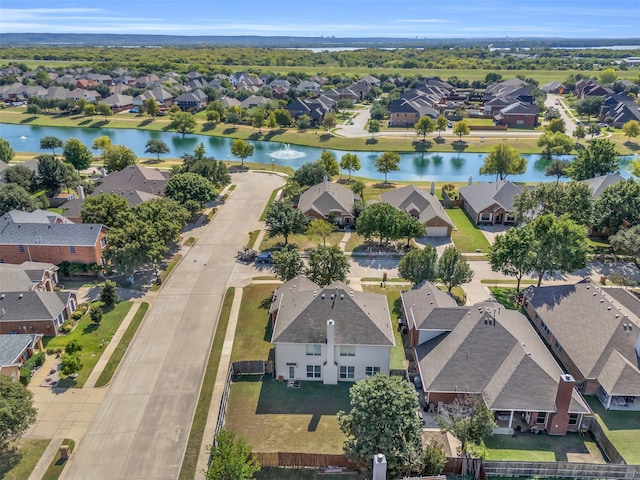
[271,276,394,347]
[499,102,539,116]
[0,334,40,366]
[581,174,625,199]
[523,281,640,396]
[380,185,453,230]
[401,282,460,330]
[103,93,133,107]
[94,165,169,196]
[0,262,56,291]
[298,181,355,218]
[460,180,522,213]
[1,209,70,225]
[0,291,73,322]
[603,288,640,317]
[0,222,105,247]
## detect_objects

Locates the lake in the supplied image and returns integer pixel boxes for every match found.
[0,123,634,182]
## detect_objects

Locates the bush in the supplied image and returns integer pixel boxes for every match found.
[59,319,76,334]
[55,348,63,354]
[100,280,119,307]
[46,348,55,355]
[19,352,45,385]
[90,306,103,324]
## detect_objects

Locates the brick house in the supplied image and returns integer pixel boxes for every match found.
[0,334,44,381]
[0,290,78,336]
[297,180,356,226]
[494,102,540,128]
[459,180,522,225]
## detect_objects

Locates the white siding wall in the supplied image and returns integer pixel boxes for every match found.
[418,329,449,346]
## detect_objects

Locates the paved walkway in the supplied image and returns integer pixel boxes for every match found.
[338,231,351,252]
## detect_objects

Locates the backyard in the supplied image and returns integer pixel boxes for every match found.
[256,467,364,479]
[447,208,491,253]
[484,432,605,463]
[587,396,640,464]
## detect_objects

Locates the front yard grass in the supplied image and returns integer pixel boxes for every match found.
[484,432,604,463]
[0,439,50,480]
[586,396,640,464]
[44,301,133,388]
[260,232,344,252]
[42,438,75,480]
[447,208,491,253]
[488,287,520,311]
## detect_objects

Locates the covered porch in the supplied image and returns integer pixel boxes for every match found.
[493,410,531,435]
[598,387,640,411]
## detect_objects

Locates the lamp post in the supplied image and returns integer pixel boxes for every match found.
[272,158,275,172]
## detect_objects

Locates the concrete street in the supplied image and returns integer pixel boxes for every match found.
[62,172,284,480]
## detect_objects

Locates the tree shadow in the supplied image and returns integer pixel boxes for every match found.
[318,133,332,142]
[259,295,274,311]
[263,129,285,141]
[142,158,162,164]
[434,136,446,144]
[201,123,217,132]
[412,140,433,152]
[20,116,37,123]
[624,141,639,152]
[365,138,378,145]
[83,322,99,334]
[223,127,238,135]
[392,296,404,319]
[90,120,109,128]
[77,119,91,126]
[0,444,22,477]
[452,141,468,152]
[137,119,153,127]
[372,182,395,189]
[248,132,262,140]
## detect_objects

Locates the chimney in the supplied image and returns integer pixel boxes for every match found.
[323,175,329,190]
[323,319,338,385]
[468,175,473,185]
[100,167,107,178]
[372,453,387,480]
[77,185,85,200]
[548,374,575,435]
[430,181,435,195]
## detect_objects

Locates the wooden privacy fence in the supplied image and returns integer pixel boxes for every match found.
[231,360,273,375]
[583,415,627,465]
[253,452,357,469]
[483,460,640,479]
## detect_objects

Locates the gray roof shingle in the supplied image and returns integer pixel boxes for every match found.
[460,180,522,213]
[380,185,453,229]
[298,182,355,219]
[0,334,39,366]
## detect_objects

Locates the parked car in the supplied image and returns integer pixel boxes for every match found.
[447,121,453,128]
[256,251,273,264]
[598,122,608,127]
[129,107,140,113]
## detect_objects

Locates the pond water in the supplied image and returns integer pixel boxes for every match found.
[0,123,634,182]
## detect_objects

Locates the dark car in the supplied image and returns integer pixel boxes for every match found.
[256,251,273,264]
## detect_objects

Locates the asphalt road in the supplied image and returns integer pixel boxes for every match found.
[63,172,284,480]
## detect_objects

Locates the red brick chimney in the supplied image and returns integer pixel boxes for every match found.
[548,374,575,435]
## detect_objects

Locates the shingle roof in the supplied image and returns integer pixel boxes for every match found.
[460,181,522,213]
[380,185,453,230]
[0,222,104,247]
[94,165,169,196]
[298,182,355,219]
[581,174,625,199]
[0,291,72,322]
[271,276,394,347]
[0,262,55,291]
[1,209,70,225]
[0,334,39,366]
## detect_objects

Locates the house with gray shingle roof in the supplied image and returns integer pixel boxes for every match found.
[270,276,394,384]
[402,282,591,435]
[522,280,640,411]
[0,261,59,292]
[459,180,522,226]
[0,334,44,381]
[297,180,356,226]
[380,185,453,237]
[581,174,625,199]
[0,289,78,336]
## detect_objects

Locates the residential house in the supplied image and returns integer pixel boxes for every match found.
[296,81,321,94]
[389,98,439,127]
[219,96,241,109]
[285,98,332,124]
[576,79,613,100]
[0,334,44,381]
[494,102,540,128]
[270,276,394,384]
[297,180,356,226]
[175,89,208,111]
[239,95,270,109]
[380,185,454,237]
[521,281,640,411]
[132,86,174,108]
[459,180,522,225]
[582,174,625,199]
[135,74,160,89]
[359,75,381,87]
[600,93,640,127]
[0,290,78,336]
[102,93,134,112]
[402,282,591,434]
[540,81,565,94]
[0,261,59,291]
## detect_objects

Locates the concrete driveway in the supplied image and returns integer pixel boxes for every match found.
[62,172,284,480]
[546,93,578,135]
[334,105,371,137]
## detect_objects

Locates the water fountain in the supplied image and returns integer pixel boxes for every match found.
[269,143,306,160]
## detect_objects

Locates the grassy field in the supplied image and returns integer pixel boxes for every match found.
[43,301,133,388]
[260,232,344,251]
[94,302,149,387]
[42,439,75,480]
[179,287,235,480]
[447,208,491,253]
[0,439,50,480]
[484,432,604,463]
[586,396,640,464]
[231,284,276,362]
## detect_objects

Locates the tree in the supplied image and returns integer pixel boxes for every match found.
[375,151,400,184]
[479,144,527,180]
[100,279,119,307]
[293,161,329,187]
[132,198,189,246]
[537,132,573,158]
[307,245,350,286]
[296,114,312,130]
[60,353,83,376]
[631,159,640,178]
[230,139,254,166]
[65,339,82,355]
[437,394,496,453]
[264,200,309,246]
[26,103,42,116]
[575,96,604,121]
[514,181,593,226]
[273,108,291,127]
[0,375,37,446]
[415,116,434,141]
[205,430,260,480]
[395,212,426,246]
[623,120,640,143]
[96,102,113,120]
[226,107,242,126]
[588,122,601,139]
[573,124,587,145]
[368,119,380,138]
[351,180,365,198]
[3,164,35,192]
[437,245,474,292]
[266,111,277,130]
[91,135,112,152]
[528,214,589,286]
[544,159,571,183]
[103,145,137,173]
[272,248,304,281]
[357,202,400,246]
[84,103,96,117]
[435,115,448,137]
[340,153,361,180]
[592,178,640,235]
[37,155,79,192]
[106,217,168,272]
[398,246,438,286]
[144,97,160,118]
[306,218,337,245]
[488,227,535,291]
[322,112,337,131]
[453,120,470,141]
[546,117,566,134]
[40,135,64,157]
[90,306,103,324]
[251,108,266,131]
[0,137,15,162]
[0,183,38,215]
[600,68,618,84]
[168,111,197,137]
[81,193,129,227]
[63,138,93,171]
[609,225,640,270]
[317,151,339,177]
[338,375,423,476]
[189,160,231,188]
[144,139,170,162]
[568,138,619,180]
[206,109,220,124]
[165,173,217,213]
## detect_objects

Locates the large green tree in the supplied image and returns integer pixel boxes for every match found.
[144,139,170,162]
[316,151,340,177]
[306,218,337,245]
[3,164,35,192]
[307,244,350,286]
[479,144,527,180]
[568,138,619,180]
[453,120,470,140]
[265,200,309,246]
[37,154,79,192]
[415,116,434,141]
[575,96,604,121]
[164,173,217,214]
[63,138,93,171]
[437,245,474,292]
[205,430,260,480]
[0,183,38,216]
[514,181,593,226]
[357,202,400,246]
[437,395,496,453]
[81,193,129,227]
[340,153,361,180]
[609,225,640,270]
[96,102,113,119]
[537,132,573,158]
[398,246,438,286]
[0,375,38,446]
[375,152,401,183]
[395,212,426,246]
[168,111,197,137]
[106,217,167,272]
[39,135,64,157]
[230,139,255,166]
[0,138,15,163]
[292,161,329,187]
[435,115,448,137]
[592,178,640,234]
[488,227,535,291]
[144,97,160,118]
[544,159,571,183]
[623,120,640,143]
[272,248,304,281]
[103,145,137,173]
[368,119,380,138]
[131,198,189,246]
[338,375,423,477]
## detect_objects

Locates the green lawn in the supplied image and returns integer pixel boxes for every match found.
[260,187,282,221]
[484,432,604,462]
[179,287,235,480]
[260,232,344,251]
[44,301,133,388]
[0,439,50,480]
[247,229,261,249]
[488,287,520,311]
[42,439,75,480]
[586,396,640,464]
[447,208,491,253]
[232,284,276,362]
[256,467,364,480]
[94,302,149,387]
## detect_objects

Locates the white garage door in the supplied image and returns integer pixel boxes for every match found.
[426,226,449,237]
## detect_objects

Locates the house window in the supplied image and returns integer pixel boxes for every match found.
[365,366,380,377]
[100,237,108,248]
[306,344,321,356]
[540,321,550,335]
[339,366,355,379]
[555,340,563,352]
[568,413,579,425]
[18,245,25,254]
[505,214,515,223]
[340,345,355,357]
[516,119,524,125]
[536,412,547,424]
[306,365,321,378]
[69,246,76,254]
[480,213,492,222]
[56,312,64,325]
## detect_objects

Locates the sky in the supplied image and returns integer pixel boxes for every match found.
[1,1,639,39]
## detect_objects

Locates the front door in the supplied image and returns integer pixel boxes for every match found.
[288,366,295,379]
